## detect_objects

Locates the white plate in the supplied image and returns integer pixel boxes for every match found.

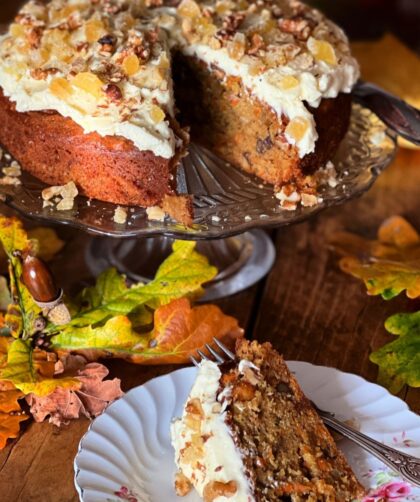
[74,363,420,502]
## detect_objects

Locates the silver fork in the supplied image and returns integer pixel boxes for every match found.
[191,339,420,488]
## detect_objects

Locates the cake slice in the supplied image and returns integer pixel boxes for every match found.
[0,0,192,223]
[171,339,366,501]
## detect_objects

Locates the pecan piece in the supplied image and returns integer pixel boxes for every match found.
[105,84,123,102]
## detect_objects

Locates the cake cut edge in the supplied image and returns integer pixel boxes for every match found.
[171,339,366,501]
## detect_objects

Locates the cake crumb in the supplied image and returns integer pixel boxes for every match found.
[2,160,21,177]
[0,176,21,186]
[301,193,318,207]
[146,205,166,221]
[113,206,128,224]
[42,181,78,211]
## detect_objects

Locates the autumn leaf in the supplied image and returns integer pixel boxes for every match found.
[0,384,28,449]
[50,241,217,331]
[331,216,420,299]
[50,298,243,364]
[0,227,65,271]
[0,216,42,338]
[136,298,244,364]
[27,228,65,262]
[27,357,123,426]
[0,339,80,396]
[370,311,420,393]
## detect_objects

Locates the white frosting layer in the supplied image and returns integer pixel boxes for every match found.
[0,50,176,158]
[177,35,359,157]
[171,360,255,502]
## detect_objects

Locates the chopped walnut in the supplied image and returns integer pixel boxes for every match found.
[203,480,238,502]
[232,381,256,402]
[42,181,78,211]
[113,206,128,224]
[146,206,166,221]
[174,471,192,497]
[105,83,123,102]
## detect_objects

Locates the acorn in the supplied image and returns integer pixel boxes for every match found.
[21,255,60,304]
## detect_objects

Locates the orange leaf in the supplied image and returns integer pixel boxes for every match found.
[131,298,244,364]
[331,216,420,299]
[0,386,28,449]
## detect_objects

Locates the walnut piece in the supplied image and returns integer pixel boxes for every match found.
[174,470,192,497]
[203,480,238,502]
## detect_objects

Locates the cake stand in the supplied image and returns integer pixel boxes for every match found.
[0,100,399,300]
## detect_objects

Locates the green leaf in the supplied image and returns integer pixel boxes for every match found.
[50,298,243,365]
[370,311,420,393]
[0,217,42,339]
[0,339,80,396]
[51,315,149,355]
[51,241,217,332]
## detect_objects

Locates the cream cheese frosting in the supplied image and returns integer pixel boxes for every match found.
[0,0,177,158]
[171,360,255,502]
[161,0,360,158]
[0,0,359,160]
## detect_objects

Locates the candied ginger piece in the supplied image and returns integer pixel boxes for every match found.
[227,33,246,61]
[178,0,202,19]
[277,75,300,90]
[308,38,337,66]
[72,72,104,99]
[85,19,106,43]
[50,78,73,100]
[286,117,309,142]
[150,105,166,124]
[123,54,141,76]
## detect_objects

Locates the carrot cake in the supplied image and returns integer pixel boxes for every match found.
[171,339,366,501]
[0,0,359,216]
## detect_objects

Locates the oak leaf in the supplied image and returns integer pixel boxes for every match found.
[51,298,243,364]
[0,216,42,338]
[331,216,420,299]
[0,339,81,396]
[370,311,420,393]
[26,358,123,426]
[54,241,218,331]
[135,298,244,364]
[0,385,28,449]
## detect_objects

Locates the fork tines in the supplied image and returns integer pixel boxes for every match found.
[190,338,236,367]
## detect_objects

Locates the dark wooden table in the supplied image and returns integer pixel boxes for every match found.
[0,148,419,501]
[0,2,420,501]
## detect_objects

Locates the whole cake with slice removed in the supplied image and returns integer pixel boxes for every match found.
[171,339,366,501]
[0,0,359,219]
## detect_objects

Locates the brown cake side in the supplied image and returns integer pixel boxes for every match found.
[221,339,366,501]
[0,89,192,217]
[174,54,351,190]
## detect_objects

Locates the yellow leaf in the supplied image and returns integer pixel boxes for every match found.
[331,216,420,299]
[0,340,80,397]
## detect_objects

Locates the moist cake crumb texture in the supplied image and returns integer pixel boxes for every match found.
[171,339,366,501]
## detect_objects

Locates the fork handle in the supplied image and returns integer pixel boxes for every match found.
[353,81,420,146]
[319,411,420,487]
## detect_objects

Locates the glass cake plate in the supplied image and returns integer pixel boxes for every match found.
[0,103,397,300]
[0,103,396,240]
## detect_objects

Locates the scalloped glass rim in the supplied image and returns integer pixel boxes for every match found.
[0,104,396,240]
